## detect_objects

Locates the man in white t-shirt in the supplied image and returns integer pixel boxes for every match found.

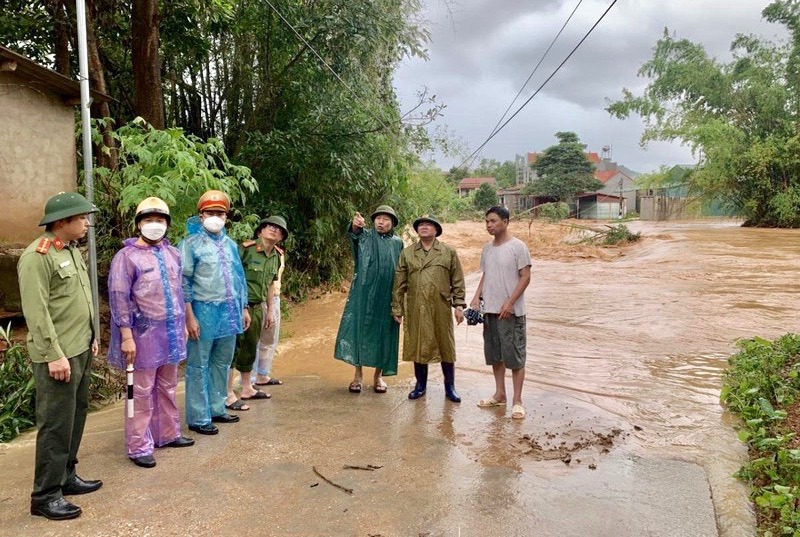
[470,206,531,419]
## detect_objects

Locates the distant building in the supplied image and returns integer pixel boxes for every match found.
[576,193,627,220]
[498,185,534,214]
[514,145,641,219]
[638,165,736,220]
[457,177,497,197]
[594,169,636,214]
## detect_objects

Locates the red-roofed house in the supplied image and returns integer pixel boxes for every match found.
[458,177,497,197]
[594,169,636,214]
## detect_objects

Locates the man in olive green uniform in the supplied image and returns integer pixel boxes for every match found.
[226,216,288,408]
[392,215,466,402]
[18,192,102,520]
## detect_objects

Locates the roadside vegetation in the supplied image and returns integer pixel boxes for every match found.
[721,334,800,535]
[0,325,34,442]
[0,324,124,443]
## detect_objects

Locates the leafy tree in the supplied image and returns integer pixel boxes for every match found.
[524,132,603,201]
[607,2,800,227]
[473,182,498,210]
[447,165,469,185]
[473,158,516,188]
[88,118,258,270]
[399,162,473,225]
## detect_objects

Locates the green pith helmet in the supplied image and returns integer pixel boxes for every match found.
[370,205,398,227]
[39,192,97,226]
[413,214,443,237]
[254,215,289,240]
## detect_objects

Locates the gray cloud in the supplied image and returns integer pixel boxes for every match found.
[396,0,788,173]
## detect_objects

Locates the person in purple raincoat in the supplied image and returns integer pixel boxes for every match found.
[108,197,195,468]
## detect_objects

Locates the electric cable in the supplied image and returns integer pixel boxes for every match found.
[456,0,619,172]
[485,0,585,142]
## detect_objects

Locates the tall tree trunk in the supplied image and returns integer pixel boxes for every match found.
[131,0,164,129]
[49,0,71,76]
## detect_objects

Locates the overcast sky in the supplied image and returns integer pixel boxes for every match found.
[393,0,788,174]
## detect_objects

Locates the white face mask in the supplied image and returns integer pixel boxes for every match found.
[202,216,225,234]
[140,222,167,241]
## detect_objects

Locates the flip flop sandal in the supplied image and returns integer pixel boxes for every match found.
[348,381,362,393]
[374,382,388,394]
[241,391,271,400]
[225,399,250,411]
[255,378,283,386]
[511,404,526,419]
[477,397,506,408]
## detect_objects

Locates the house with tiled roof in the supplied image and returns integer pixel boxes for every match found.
[512,145,641,218]
[457,177,497,197]
[594,169,637,214]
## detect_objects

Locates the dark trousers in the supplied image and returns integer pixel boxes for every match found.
[31,349,92,503]
[232,303,264,373]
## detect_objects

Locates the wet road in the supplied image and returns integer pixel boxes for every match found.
[1,220,796,536]
[480,220,800,536]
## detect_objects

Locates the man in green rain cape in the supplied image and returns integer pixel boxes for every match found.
[334,205,403,394]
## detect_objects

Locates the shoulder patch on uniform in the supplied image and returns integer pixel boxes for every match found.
[242,240,256,247]
[35,237,52,254]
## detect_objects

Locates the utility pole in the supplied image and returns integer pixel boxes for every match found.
[75,0,100,338]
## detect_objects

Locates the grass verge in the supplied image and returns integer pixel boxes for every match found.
[0,323,124,443]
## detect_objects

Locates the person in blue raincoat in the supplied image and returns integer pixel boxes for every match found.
[179,190,250,435]
[334,205,403,394]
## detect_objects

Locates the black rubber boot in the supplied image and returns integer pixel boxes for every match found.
[408,362,428,400]
[441,362,461,403]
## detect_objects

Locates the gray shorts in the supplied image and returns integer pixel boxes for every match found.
[483,313,526,369]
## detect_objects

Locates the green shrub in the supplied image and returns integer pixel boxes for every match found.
[473,183,498,210]
[0,324,35,442]
[603,224,641,245]
[721,334,800,534]
[87,118,259,272]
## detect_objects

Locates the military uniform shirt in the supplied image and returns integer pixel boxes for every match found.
[18,232,94,363]
[238,241,280,304]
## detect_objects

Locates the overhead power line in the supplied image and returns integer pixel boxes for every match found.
[457,0,619,171]
[485,0,585,143]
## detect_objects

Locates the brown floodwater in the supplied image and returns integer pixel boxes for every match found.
[280,220,800,535]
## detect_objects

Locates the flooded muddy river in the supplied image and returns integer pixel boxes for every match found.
[279,219,800,535]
